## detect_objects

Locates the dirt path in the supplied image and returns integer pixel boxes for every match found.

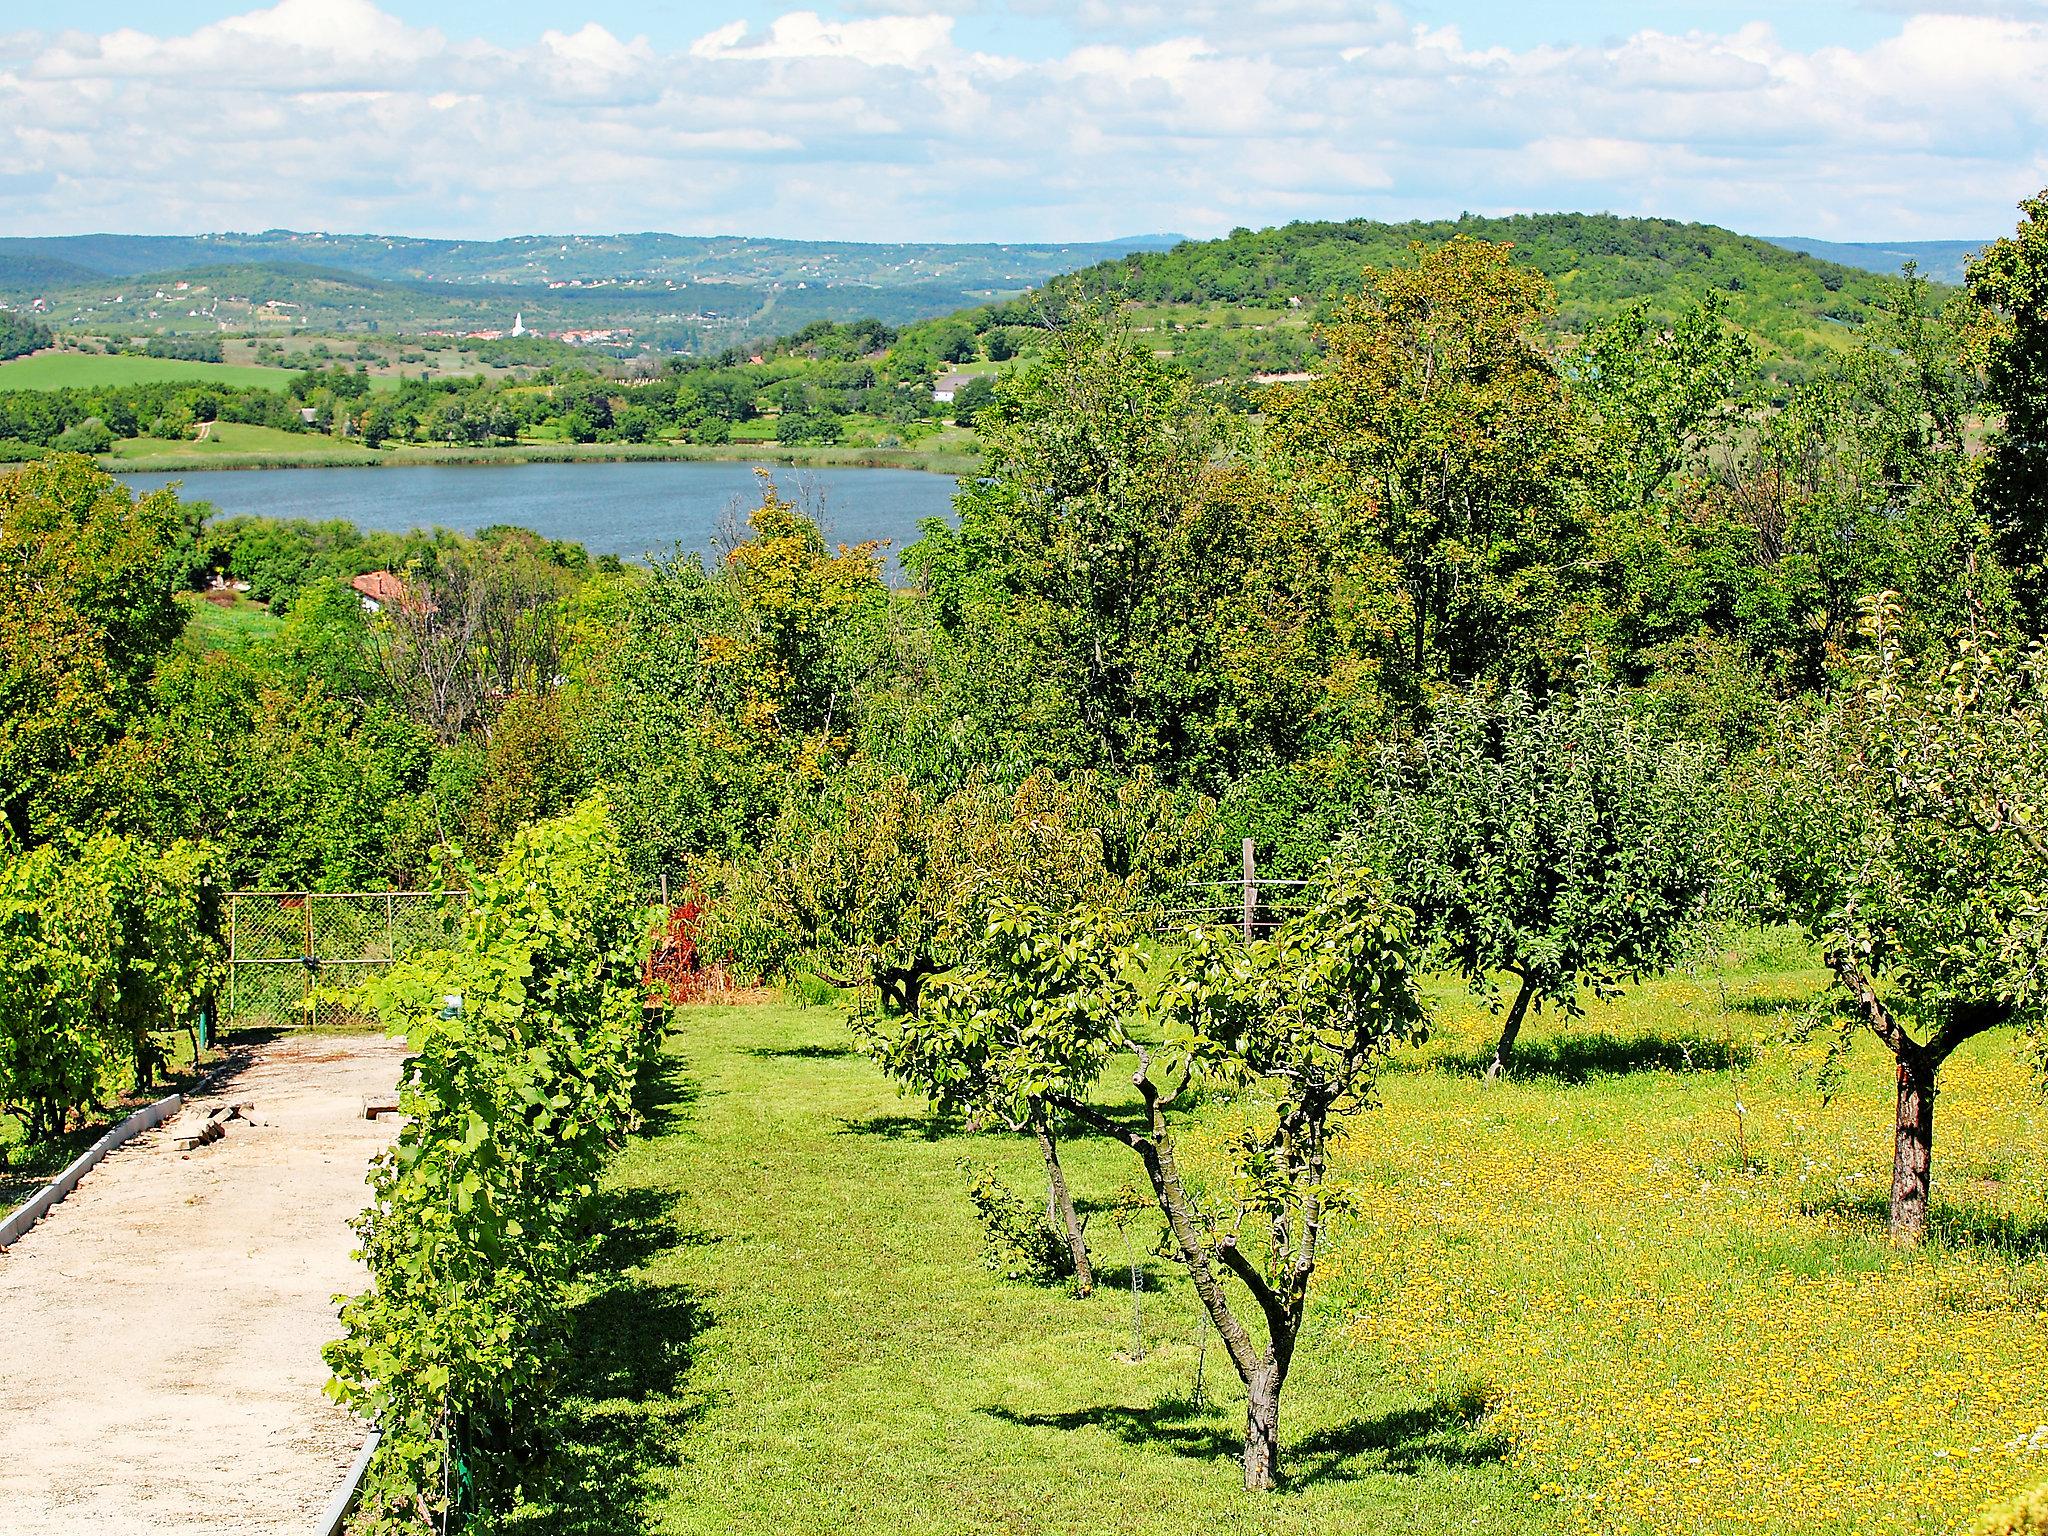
[0,1033,409,1536]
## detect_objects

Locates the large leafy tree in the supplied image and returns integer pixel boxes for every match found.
[1269,237,1592,698]
[1363,682,1724,1078]
[1756,595,2048,1243]
[909,305,1353,787]
[704,770,1121,1016]
[574,479,888,868]
[1968,187,2048,625]
[0,455,197,841]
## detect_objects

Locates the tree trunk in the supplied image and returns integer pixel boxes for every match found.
[1890,1050,1936,1244]
[1484,975,1535,1081]
[1033,1116,1093,1295]
[1243,1360,1283,1491]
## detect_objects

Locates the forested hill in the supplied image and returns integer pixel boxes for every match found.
[1045,213,1929,377]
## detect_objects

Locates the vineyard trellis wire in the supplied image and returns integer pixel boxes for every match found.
[1146,839,1317,940]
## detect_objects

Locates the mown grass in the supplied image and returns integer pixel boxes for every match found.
[508,932,2048,1536]
[497,1001,1548,1535]
[0,352,298,391]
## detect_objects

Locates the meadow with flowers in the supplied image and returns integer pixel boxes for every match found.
[504,923,2047,1536]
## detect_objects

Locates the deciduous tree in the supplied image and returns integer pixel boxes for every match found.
[1363,682,1724,1078]
[1756,594,2048,1242]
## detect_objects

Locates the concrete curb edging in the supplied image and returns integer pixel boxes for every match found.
[0,1092,184,1250]
[316,1424,381,1536]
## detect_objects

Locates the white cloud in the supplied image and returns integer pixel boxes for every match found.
[0,1,2041,241]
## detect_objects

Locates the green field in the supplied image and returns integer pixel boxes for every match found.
[109,421,382,462]
[510,944,2048,1536]
[0,352,301,391]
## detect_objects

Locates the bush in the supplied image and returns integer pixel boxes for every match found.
[959,1158,1073,1286]
[53,418,114,455]
[1971,1484,2048,1536]
[324,798,661,1533]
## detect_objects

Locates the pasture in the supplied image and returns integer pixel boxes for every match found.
[106,421,381,462]
[0,351,299,391]
[505,937,2048,1536]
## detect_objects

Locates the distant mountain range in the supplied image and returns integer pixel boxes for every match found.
[0,231,1186,350]
[1760,236,1990,286]
[0,223,1995,359]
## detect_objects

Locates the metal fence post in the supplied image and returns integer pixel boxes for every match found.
[1242,838,1256,943]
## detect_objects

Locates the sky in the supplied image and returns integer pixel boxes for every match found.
[2,1,2044,243]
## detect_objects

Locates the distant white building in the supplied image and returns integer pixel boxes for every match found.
[511,312,527,337]
[932,370,975,404]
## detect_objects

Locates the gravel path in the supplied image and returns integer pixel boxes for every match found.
[0,1032,408,1536]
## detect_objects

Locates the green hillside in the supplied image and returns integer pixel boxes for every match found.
[1040,213,1930,379]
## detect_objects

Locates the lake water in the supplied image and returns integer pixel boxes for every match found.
[117,461,960,578]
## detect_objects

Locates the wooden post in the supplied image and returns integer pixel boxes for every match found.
[1242,838,1256,943]
[660,871,670,909]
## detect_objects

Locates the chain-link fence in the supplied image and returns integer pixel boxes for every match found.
[224,890,469,1029]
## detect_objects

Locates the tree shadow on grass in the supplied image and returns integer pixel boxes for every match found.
[980,1382,1506,1489]
[1802,1192,2048,1260]
[633,1053,703,1136]
[1426,1030,1750,1084]
[503,1186,716,1535]
[744,1042,858,1061]
[836,1111,962,1141]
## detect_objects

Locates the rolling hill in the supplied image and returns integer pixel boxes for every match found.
[0,230,1184,352]
[1025,213,1941,380]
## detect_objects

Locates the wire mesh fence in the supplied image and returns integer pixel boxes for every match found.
[224,881,714,1029]
[224,890,469,1030]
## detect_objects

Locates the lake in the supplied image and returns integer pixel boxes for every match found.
[117,461,960,578]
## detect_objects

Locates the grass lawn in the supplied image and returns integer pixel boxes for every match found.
[507,999,1551,1536]
[0,352,298,391]
[514,935,2048,1536]
[176,589,283,651]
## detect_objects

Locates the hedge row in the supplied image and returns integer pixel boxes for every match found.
[324,798,662,1533]
[0,835,222,1146]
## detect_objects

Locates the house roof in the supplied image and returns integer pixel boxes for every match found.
[350,570,406,604]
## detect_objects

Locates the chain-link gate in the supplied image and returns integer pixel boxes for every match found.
[224,890,469,1029]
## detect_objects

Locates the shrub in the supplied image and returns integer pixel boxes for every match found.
[1971,1484,2048,1536]
[324,798,661,1532]
[958,1159,1072,1286]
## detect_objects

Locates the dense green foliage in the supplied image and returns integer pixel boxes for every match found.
[324,799,658,1532]
[1361,684,1725,1077]
[0,834,221,1145]
[0,455,198,841]
[0,311,52,362]
[1968,191,2048,624]
[1059,212,1919,379]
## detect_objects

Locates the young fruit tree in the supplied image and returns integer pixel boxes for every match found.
[1757,595,2048,1243]
[1363,682,1724,1079]
[1039,874,1428,1491]
[859,902,1131,1294]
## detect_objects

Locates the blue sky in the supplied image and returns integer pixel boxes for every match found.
[4,1,2045,242]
